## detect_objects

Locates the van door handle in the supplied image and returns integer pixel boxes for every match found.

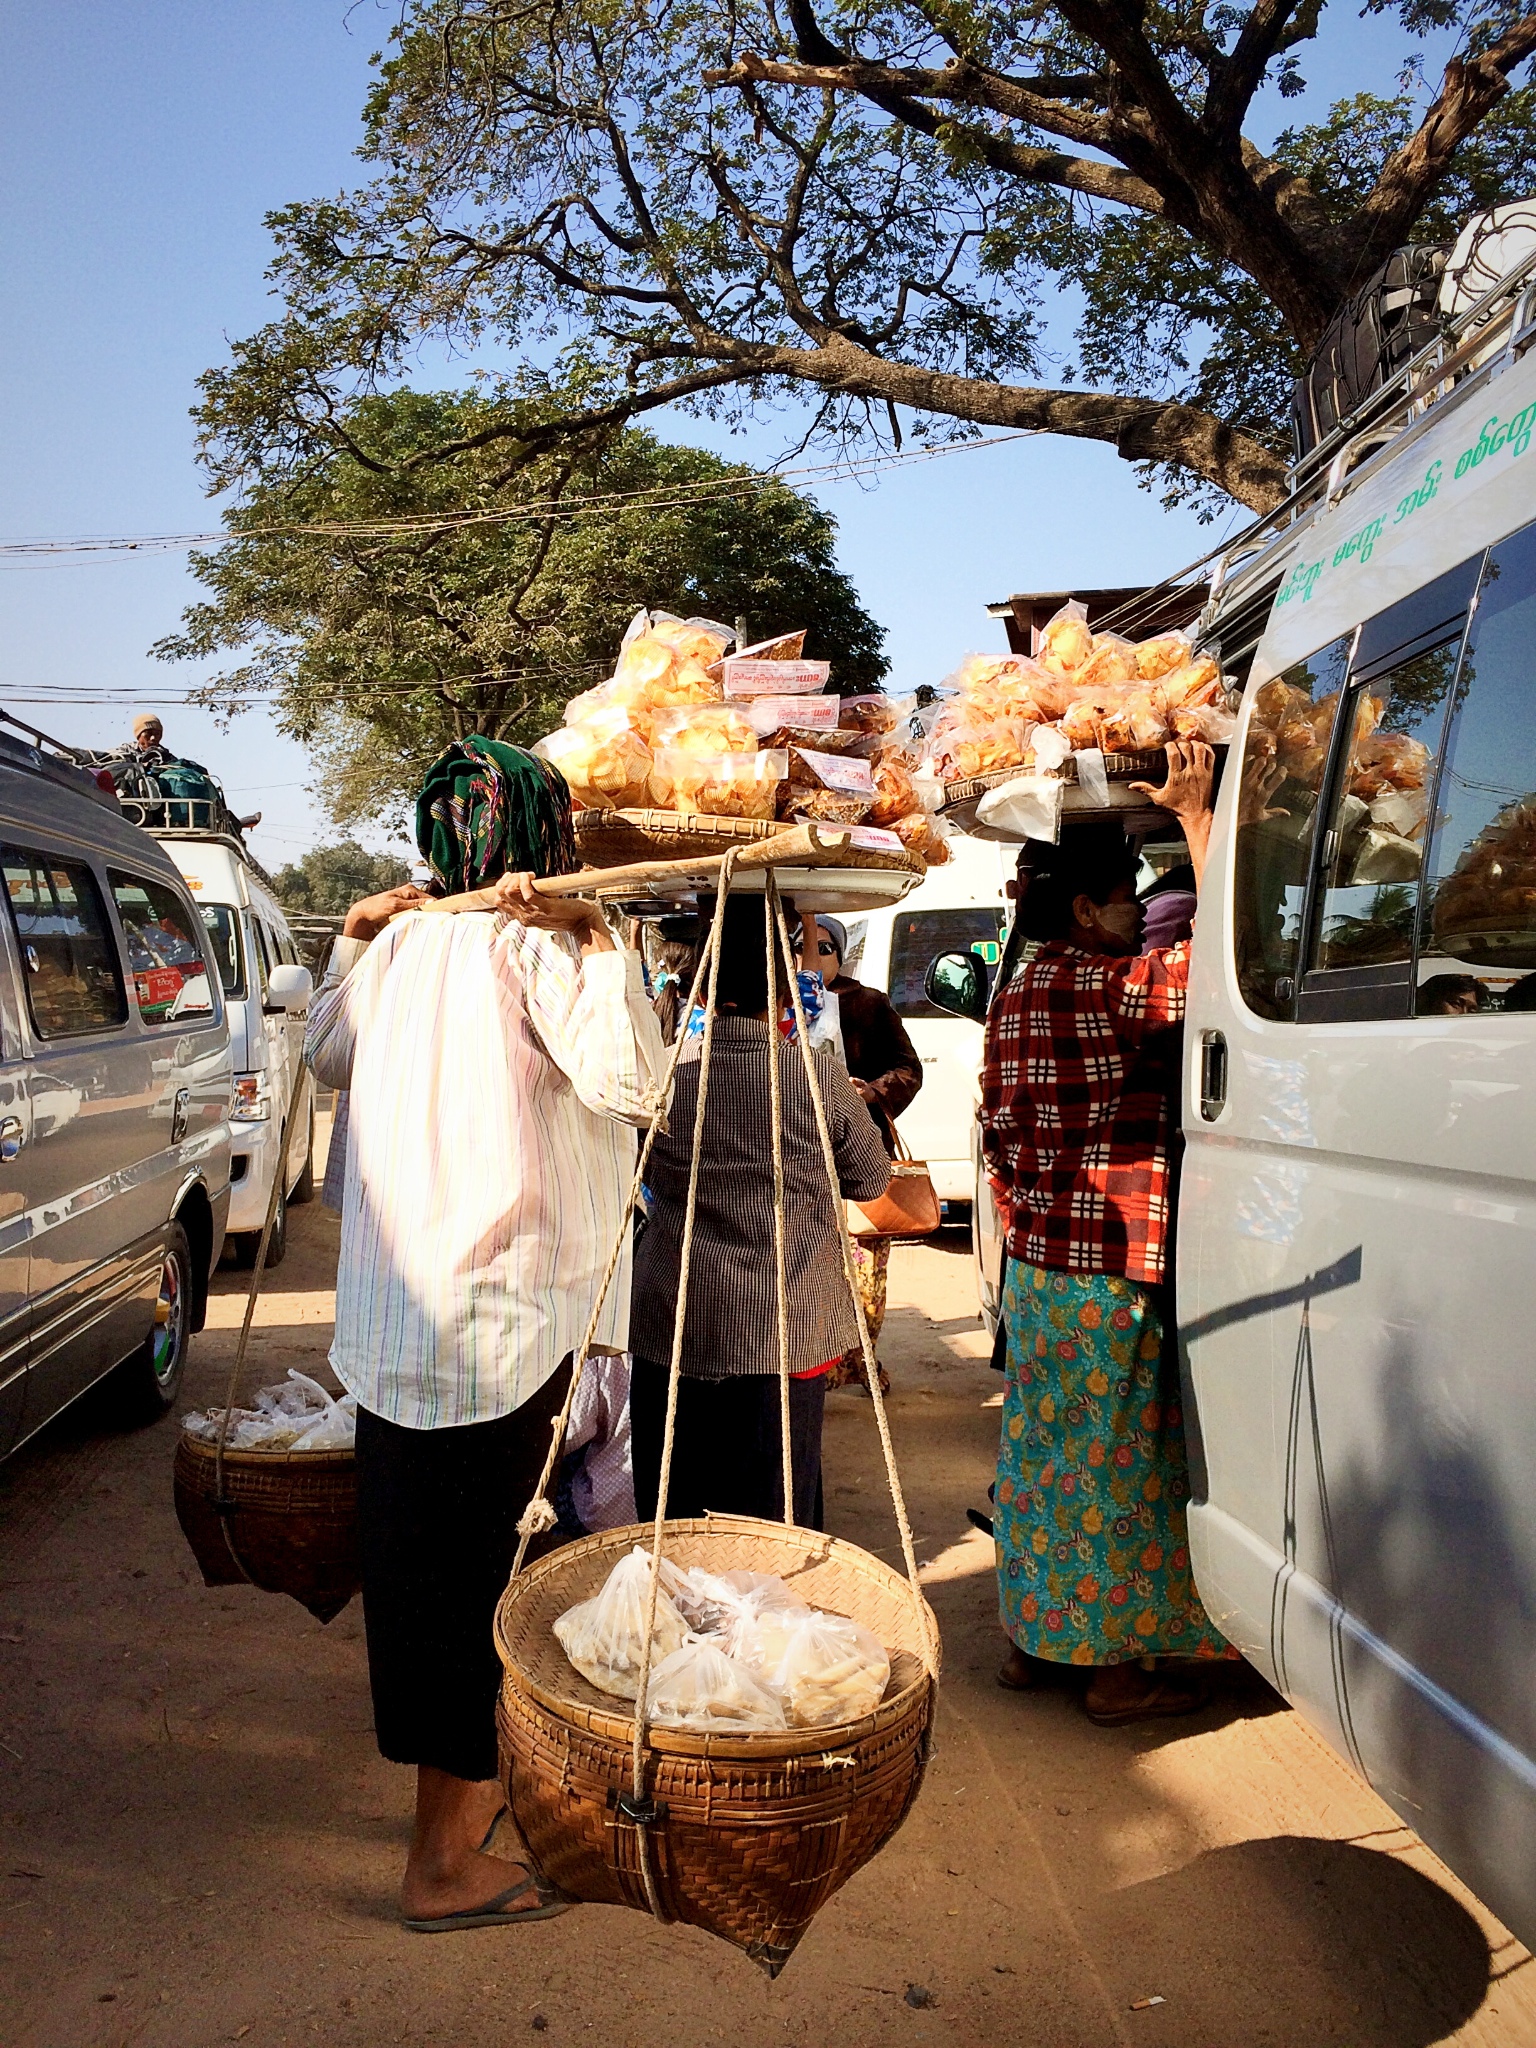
[0,1116,24,1161]
[1199,1031,1228,1121]
[171,1088,191,1145]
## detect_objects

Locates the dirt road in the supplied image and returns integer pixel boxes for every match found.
[2,1126,1531,2046]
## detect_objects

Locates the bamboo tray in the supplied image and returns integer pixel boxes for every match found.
[574,809,925,911]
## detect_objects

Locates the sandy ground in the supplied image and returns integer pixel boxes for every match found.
[2,1115,1533,2047]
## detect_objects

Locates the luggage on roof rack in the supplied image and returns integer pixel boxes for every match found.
[1291,244,1450,462]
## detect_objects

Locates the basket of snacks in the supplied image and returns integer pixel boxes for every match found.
[495,1517,937,1976]
[533,609,952,874]
[174,1371,360,1623]
[929,604,1236,836]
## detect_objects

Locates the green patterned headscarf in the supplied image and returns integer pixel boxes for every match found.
[415,736,578,894]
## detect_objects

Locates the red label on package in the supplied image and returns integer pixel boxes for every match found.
[794,749,874,794]
[744,694,839,734]
[723,658,831,697]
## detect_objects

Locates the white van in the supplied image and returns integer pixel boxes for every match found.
[840,834,1011,1204]
[152,827,314,1266]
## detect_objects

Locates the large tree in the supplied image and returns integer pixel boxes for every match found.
[195,1,1536,518]
[274,841,413,914]
[157,391,886,827]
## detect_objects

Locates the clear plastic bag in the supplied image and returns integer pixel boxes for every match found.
[534,711,652,809]
[644,1638,788,1731]
[1135,630,1194,681]
[659,747,787,819]
[1038,599,1093,677]
[770,1609,892,1727]
[867,752,918,826]
[1075,634,1139,690]
[552,1547,688,1699]
[930,698,1034,780]
[649,704,759,755]
[181,1370,358,1451]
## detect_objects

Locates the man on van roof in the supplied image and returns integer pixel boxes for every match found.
[131,714,176,761]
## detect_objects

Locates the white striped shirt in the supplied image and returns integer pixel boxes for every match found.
[305,914,666,1429]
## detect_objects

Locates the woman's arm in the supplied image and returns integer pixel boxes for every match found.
[851,992,924,1123]
[820,1054,892,1204]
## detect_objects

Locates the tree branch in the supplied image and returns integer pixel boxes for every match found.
[1344,16,1536,274]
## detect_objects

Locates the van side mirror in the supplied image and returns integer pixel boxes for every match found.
[266,963,313,1014]
[925,950,988,1024]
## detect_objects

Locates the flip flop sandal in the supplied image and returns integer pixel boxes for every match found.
[1084,1680,1210,1728]
[404,1875,575,1935]
[478,1806,509,1853]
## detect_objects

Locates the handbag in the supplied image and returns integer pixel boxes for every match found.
[846,1128,942,1241]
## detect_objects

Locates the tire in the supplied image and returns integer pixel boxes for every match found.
[290,1105,316,1205]
[232,1176,288,1269]
[111,1224,192,1423]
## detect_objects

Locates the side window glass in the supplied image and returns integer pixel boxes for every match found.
[108,872,216,1026]
[1,851,128,1039]
[1234,635,1352,1019]
[1418,518,1536,1014]
[1310,639,1459,976]
[249,916,271,998]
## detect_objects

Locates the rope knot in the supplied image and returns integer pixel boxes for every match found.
[516,1497,559,1538]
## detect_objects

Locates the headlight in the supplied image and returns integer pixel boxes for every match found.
[232,1074,271,1120]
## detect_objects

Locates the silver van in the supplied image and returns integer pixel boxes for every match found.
[0,729,233,1458]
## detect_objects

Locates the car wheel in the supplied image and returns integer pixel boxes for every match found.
[291,1106,316,1205]
[112,1224,192,1423]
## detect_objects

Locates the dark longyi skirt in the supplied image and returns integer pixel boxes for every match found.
[354,1359,572,1783]
[629,1359,825,1531]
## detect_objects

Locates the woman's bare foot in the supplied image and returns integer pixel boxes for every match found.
[400,1767,545,1923]
[1083,1662,1209,1727]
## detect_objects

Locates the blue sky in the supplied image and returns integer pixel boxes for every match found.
[0,2,1443,865]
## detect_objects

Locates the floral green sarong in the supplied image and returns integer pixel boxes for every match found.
[995,1260,1231,1666]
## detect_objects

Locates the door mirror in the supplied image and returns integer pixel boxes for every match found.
[265,963,313,1014]
[924,950,988,1023]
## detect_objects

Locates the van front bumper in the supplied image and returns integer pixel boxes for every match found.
[227,1118,277,1235]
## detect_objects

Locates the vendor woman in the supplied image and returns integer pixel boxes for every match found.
[981,741,1234,1727]
[629,898,890,1527]
[307,738,665,1932]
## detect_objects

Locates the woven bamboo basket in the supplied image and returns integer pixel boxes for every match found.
[173,1433,359,1624]
[575,809,780,866]
[939,747,1169,812]
[495,1516,939,1975]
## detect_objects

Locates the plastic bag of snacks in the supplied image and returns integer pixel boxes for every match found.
[1038,599,1095,677]
[745,694,839,737]
[1135,630,1194,681]
[867,751,919,826]
[769,1609,892,1728]
[837,695,899,736]
[534,711,653,810]
[655,1562,807,1638]
[781,747,875,825]
[649,704,759,754]
[644,1638,788,1731]
[661,747,787,820]
[181,1370,357,1451]
[1073,633,1140,690]
[552,1547,688,1698]
[894,810,953,866]
[929,697,1035,780]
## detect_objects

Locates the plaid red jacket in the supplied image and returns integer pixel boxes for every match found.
[981,938,1189,1286]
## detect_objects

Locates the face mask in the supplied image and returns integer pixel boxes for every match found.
[1090,900,1142,950]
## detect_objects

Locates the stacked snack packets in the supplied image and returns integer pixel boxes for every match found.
[926,599,1238,786]
[553,1548,892,1733]
[531,609,952,865]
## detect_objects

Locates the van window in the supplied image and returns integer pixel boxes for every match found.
[108,872,217,1026]
[1234,634,1352,1019]
[1,850,127,1039]
[1417,517,1536,1013]
[248,915,271,998]
[199,905,246,999]
[1309,624,1463,980]
[889,908,1005,1019]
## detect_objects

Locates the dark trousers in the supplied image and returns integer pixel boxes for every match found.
[630,1359,825,1531]
[354,1359,572,1783]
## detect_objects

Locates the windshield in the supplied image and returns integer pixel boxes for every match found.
[199,904,245,999]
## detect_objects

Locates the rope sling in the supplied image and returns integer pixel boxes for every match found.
[504,858,939,1923]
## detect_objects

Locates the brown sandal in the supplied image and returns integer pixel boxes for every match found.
[1084,1676,1210,1727]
